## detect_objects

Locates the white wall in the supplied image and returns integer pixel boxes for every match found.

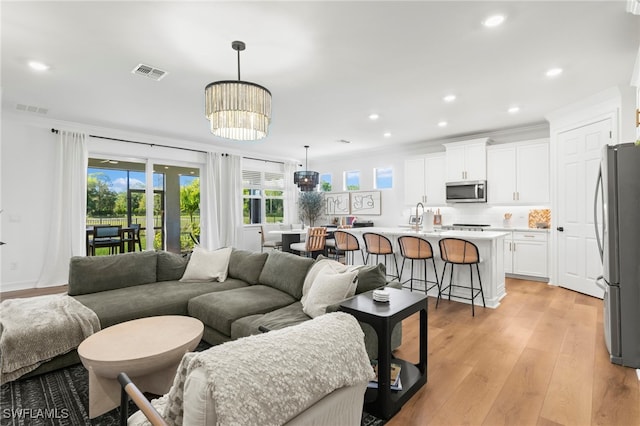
[1,118,56,291]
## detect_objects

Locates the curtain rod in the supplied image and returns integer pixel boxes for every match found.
[51,128,208,154]
[50,128,284,164]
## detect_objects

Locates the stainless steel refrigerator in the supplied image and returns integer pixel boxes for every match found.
[594,142,640,368]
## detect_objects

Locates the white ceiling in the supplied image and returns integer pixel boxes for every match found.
[2,1,638,162]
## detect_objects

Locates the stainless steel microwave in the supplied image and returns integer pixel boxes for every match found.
[445,180,487,203]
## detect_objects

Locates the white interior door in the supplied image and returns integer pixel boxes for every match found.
[556,119,611,298]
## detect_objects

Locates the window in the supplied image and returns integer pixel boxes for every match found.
[180,175,200,251]
[320,173,332,192]
[87,163,165,252]
[374,167,393,189]
[242,169,285,224]
[344,170,360,191]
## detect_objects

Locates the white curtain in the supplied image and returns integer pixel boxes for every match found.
[284,161,299,224]
[37,131,88,287]
[200,153,242,249]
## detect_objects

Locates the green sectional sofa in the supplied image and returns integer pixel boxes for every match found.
[24,248,401,379]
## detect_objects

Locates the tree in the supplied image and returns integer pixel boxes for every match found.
[321,181,332,192]
[180,178,200,223]
[114,192,127,215]
[87,173,117,217]
[298,191,324,227]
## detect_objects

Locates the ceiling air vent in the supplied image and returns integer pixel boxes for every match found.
[16,104,48,114]
[132,63,168,81]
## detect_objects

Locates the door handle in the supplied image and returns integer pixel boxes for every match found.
[557,226,564,232]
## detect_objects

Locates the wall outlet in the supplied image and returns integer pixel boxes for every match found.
[9,262,17,270]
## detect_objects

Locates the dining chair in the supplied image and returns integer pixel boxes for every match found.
[119,223,143,252]
[260,225,282,252]
[289,227,327,258]
[88,225,122,256]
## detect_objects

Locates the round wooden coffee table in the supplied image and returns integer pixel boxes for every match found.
[78,315,204,418]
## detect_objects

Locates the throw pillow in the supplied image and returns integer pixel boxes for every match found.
[302,265,358,318]
[354,263,387,294]
[301,258,348,305]
[156,250,190,282]
[180,246,232,283]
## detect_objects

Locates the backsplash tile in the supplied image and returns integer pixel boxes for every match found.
[528,209,551,228]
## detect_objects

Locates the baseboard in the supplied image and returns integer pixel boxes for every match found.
[506,273,549,283]
[0,280,36,292]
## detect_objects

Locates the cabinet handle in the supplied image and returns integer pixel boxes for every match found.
[517,192,520,201]
[524,235,535,238]
[513,243,516,251]
[513,192,515,200]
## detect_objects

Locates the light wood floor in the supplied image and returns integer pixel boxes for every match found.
[3,279,638,425]
[388,278,640,426]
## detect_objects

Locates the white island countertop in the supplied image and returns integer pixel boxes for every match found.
[348,226,508,309]
[352,227,509,241]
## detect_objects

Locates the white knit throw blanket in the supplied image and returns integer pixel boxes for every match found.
[155,312,374,426]
[0,294,100,384]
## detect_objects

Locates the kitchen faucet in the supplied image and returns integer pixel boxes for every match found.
[414,202,424,231]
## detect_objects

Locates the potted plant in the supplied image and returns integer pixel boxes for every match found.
[298,191,324,227]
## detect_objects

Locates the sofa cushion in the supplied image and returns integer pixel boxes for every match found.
[230,301,311,339]
[180,246,232,283]
[228,249,268,285]
[258,250,314,299]
[68,251,158,296]
[188,285,296,337]
[74,278,249,328]
[157,251,190,282]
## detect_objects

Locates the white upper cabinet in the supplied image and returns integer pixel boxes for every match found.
[424,153,446,205]
[403,153,446,206]
[404,157,426,205]
[487,139,549,204]
[444,138,488,182]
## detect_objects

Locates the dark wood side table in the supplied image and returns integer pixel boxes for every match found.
[339,287,427,420]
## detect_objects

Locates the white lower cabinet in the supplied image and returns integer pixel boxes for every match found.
[504,231,548,279]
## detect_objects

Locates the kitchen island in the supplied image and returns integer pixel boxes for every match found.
[348,227,508,308]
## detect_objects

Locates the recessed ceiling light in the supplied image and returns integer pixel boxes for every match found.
[438,121,448,127]
[164,166,169,169]
[383,132,392,138]
[483,14,505,28]
[28,61,50,71]
[443,95,456,102]
[546,68,563,77]
[508,106,520,114]
[369,113,379,120]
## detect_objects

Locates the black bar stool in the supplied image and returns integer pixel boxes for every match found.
[437,238,485,316]
[398,236,440,298]
[362,232,400,281]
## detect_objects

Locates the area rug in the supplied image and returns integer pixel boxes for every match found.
[0,342,385,426]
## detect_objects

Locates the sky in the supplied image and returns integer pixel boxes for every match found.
[88,168,196,193]
[322,167,393,190]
